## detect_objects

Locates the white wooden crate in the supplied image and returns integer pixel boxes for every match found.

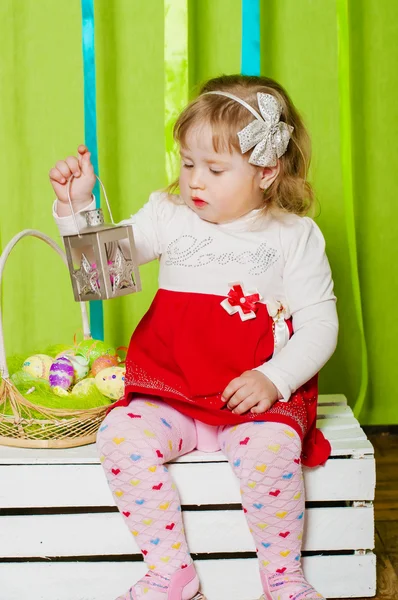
[0,394,376,600]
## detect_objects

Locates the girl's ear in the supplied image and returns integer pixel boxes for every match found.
[259,162,280,190]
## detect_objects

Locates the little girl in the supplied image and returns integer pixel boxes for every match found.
[50,75,338,600]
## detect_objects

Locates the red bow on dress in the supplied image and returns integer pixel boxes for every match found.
[227,284,261,314]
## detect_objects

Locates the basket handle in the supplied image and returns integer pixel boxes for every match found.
[0,229,91,379]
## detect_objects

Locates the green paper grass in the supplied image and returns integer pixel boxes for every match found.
[4,346,113,417]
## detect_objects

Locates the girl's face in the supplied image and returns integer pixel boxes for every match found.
[179,122,271,224]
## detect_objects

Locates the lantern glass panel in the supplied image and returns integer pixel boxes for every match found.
[69,240,102,300]
[64,222,141,302]
[105,239,138,294]
[71,244,96,271]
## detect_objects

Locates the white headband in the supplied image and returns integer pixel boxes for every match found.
[203,91,294,167]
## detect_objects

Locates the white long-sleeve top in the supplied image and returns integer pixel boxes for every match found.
[53,190,338,401]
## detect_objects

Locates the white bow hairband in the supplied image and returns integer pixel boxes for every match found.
[203,91,294,168]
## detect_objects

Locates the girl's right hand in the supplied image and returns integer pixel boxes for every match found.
[49,145,96,206]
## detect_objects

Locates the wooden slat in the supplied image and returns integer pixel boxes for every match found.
[318,394,348,406]
[317,404,353,417]
[0,506,374,558]
[304,457,375,501]
[321,426,367,441]
[0,554,377,600]
[0,443,101,465]
[0,457,376,508]
[329,439,374,456]
[317,415,360,430]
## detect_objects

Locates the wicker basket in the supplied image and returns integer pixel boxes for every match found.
[0,229,112,449]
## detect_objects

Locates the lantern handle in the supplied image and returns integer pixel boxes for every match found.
[0,230,91,379]
[66,174,115,238]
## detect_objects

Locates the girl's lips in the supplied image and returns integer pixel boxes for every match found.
[192,198,207,208]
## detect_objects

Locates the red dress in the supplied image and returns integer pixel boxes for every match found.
[111,288,331,468]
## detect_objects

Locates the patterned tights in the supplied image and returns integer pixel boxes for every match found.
[96,398,324,600]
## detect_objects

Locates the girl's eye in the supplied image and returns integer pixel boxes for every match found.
[210,169,223,175]
[182,163,193,169]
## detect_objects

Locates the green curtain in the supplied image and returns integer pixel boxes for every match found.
[0,0,397,425]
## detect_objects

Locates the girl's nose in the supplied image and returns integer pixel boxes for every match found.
[189,169,205,190]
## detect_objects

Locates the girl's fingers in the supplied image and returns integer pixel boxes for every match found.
[251,399,272,414]
[65,156,80,177]
[81,151,93,175]
[78,144,89,155]
[55,160,73,180]
[49,167,67,184]
[222,377,244,402]
[227,384,252,410]
[231,393,257,415]
[77,145,90,170]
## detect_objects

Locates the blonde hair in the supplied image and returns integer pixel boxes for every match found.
[167,74,314,216]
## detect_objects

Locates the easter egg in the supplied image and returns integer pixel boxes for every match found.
[71,378,97,396]
[91,354,119,376]
[77,339,116,366]
[52,386,70,397]
[67,355,89,382]
[95,366,126,400]
[49,356,75,390]
[22,354,53,380]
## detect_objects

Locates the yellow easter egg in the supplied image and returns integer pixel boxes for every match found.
[95,366,126,400]
[22,354,53,380]
[71,377,97,396]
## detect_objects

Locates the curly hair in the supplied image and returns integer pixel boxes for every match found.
[167,74,314,216]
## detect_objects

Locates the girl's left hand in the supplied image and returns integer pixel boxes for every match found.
[222,371,282,415]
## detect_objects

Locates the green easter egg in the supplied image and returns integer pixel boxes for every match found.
[77,339,116,367]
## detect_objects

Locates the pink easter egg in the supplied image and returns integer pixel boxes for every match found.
[91,354,119,376]
[49,356,75,390]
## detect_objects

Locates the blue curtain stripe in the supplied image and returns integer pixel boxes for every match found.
[241,0,260,76]
[81,0,104,340]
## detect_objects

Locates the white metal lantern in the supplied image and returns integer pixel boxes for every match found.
[63,175,141,302]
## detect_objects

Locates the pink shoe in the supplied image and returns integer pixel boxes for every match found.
[116,564,206,600]
[258,570,325,600]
